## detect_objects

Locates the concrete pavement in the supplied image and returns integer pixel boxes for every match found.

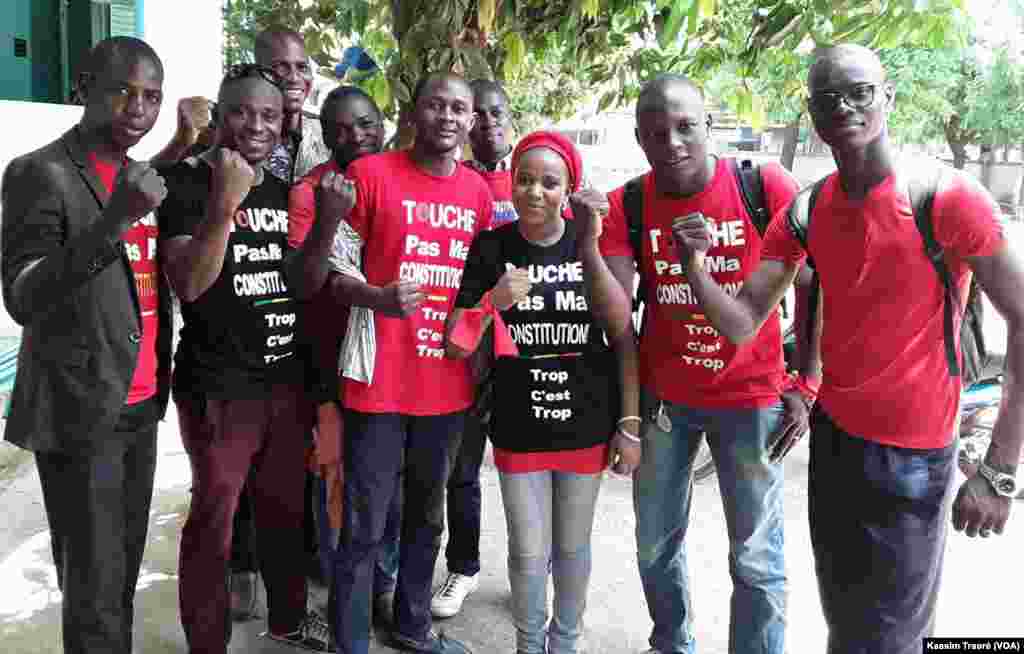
[0,403,1021,654]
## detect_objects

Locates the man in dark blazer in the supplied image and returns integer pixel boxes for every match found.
[0,37,170,654]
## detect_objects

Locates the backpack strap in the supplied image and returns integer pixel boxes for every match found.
[785,177,827,262]
[623,175,647,315]
[786,176,828,352]
[731,158,770,235]
[908,170,960,378]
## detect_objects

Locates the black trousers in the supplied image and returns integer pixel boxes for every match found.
[36,397,159,654]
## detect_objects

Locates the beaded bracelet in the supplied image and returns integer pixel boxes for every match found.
[616,426,642,443]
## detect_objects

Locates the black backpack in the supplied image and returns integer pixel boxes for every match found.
[786,170,991,386]
[623,159,773,328]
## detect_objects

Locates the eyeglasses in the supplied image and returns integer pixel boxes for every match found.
[808,83,881,114]
[223,63,284,91]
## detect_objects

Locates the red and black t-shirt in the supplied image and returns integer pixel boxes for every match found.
[157,160,302,398]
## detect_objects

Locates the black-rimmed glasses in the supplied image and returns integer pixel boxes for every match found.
[808,83,881,114]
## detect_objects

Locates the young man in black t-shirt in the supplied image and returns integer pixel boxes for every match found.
[157,64,331,653]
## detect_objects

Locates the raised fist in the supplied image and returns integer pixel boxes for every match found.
[107,161,167,231]
[492,267,532,310]
[671,212,712,271]
[568,189,610,245]
[316,170,357,227]
[177,96,212,135]
[210,147,256,211]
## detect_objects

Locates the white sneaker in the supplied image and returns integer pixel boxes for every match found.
[430,572,479,618]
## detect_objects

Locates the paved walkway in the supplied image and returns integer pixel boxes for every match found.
[0,404,1021,653]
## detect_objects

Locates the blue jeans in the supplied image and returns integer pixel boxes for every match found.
[499,469,603,654]
[445,410,487,576]
[317,474,401,595]
[634,392,786,654]
[330,410,464,654]
[809,407,954,654]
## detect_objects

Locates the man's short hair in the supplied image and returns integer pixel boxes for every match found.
[808,44,887,88]
[217,64,285,109]
[636,73,704,118]
[469,79,511,106]
[412,72,471,105]
[81,36,163,79]
[254,27,305,63]
[321,85,381,120]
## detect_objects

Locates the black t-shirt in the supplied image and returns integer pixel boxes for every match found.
[157,159,302,397]
[455,220,618,453]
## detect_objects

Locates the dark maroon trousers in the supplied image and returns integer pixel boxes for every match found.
[175,384,313,654]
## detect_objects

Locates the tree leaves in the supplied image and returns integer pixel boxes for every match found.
[502,31,527,79]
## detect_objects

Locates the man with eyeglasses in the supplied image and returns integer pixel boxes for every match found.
[157,63,332,653]
[670,44,1023,653]
[256,28,332,184]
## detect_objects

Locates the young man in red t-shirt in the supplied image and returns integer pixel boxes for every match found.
[424,78,518,621]
[585,75,813,654]
[1,38,171,653]
[288,85,403,625]
[289,73,491,654]
[673,45,1024,653]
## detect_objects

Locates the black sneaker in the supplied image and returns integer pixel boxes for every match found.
[264,611,335,652]
[391,629,472,654]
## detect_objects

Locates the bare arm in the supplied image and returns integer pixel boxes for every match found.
[790,263,823,380]
[688,257,799,345]
[951,244,1024,538]
[970,246,1024,474]
[160,198,235,303]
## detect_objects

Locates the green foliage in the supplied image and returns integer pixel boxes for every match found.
[964,48,1024,147]
[222,0,971,133]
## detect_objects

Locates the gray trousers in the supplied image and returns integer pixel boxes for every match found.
[36,400,159,654]
[499,469,603,654]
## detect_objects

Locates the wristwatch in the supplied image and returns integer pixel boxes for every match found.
[977,461,1019,498]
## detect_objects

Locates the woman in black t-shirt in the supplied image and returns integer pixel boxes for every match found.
[446,131,639,654]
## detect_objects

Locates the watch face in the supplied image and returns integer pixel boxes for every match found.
[996,478,1017,495]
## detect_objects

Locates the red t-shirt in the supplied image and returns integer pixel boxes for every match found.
[89,154,159,405]
[342,150,494,415]
[761,165,1005,448]
[599,158,799,408]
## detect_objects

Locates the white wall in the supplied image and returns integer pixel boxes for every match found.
[0,1,223,337]
[134,0,223,160]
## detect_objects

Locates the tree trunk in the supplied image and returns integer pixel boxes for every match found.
[979,143,995,190]
[780,114,801,172]
[1003,143,1012,162]
[944,114,971,170]
[951,145,968,170]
